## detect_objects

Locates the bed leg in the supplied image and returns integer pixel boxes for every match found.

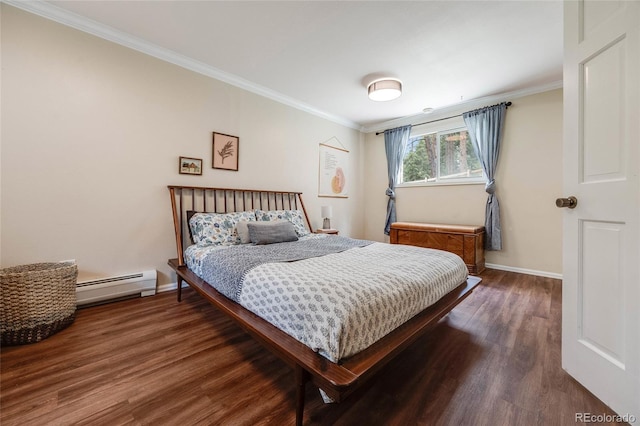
[295,365,308,426]
[177,276,183,302]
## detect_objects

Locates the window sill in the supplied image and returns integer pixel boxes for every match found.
[397,180,485,188]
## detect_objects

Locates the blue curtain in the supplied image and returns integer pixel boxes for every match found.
[384,125,412,235]
[463,103,507,250]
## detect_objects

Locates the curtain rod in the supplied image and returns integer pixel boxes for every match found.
[375,101,512,136]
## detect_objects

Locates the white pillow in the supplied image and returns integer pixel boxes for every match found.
[236,220,252,244]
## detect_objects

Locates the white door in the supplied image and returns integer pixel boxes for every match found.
[562,0,639,420]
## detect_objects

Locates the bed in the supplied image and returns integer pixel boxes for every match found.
[167,185,481,425]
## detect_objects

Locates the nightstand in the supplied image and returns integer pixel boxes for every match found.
[315,228,339,235]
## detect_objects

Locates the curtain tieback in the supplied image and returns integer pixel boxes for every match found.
[386,188,396,199]
[485,180,496,194]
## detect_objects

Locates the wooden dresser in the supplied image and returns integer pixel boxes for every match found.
[389,222,486,274]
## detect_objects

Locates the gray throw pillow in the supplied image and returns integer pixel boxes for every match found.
[247,220,299,245]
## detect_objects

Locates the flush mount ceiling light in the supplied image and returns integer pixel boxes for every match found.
[367,78,402,101]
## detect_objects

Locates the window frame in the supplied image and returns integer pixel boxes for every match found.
[397,119,486,188]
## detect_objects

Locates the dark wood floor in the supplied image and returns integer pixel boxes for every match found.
[1,269,619,425]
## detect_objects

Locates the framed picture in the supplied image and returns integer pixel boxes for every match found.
[179,157,203,175]
[318,142,349,198]
[212,132,239,171]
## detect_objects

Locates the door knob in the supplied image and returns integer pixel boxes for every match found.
[556,196,578,209]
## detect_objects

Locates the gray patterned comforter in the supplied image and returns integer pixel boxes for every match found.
[198,236,372,301]
[186,238,468,363]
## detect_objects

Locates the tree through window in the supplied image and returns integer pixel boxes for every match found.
[402,128,483,184]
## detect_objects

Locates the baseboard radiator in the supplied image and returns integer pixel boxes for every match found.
[76,270,157,306]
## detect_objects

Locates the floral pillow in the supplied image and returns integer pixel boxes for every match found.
[189,211,256,246]
[254,209,310,237]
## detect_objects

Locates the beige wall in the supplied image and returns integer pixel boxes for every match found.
[363,89,563,276]
[1,5,563,283]
[0,6,363,285]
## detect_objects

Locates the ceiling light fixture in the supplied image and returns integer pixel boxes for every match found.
[367,78,402,101]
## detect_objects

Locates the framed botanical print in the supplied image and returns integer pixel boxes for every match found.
[212,132,239,171]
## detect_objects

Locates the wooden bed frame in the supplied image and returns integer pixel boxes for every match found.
[167,185,481,425]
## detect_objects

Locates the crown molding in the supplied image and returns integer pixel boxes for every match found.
[3,0,362,131]
[361,80,564,134]
[4,0,562,135]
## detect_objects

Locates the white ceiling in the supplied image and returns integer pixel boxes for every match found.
[19,1,563,131]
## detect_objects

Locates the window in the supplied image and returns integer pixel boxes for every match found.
[401,127,483,185]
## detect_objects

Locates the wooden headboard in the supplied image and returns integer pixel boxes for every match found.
[168,185,310,266]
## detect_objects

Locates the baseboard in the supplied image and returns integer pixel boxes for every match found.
[157,281,188,293]
[485,263,563,280]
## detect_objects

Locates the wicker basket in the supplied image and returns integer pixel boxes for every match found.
[1,261,78,345]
